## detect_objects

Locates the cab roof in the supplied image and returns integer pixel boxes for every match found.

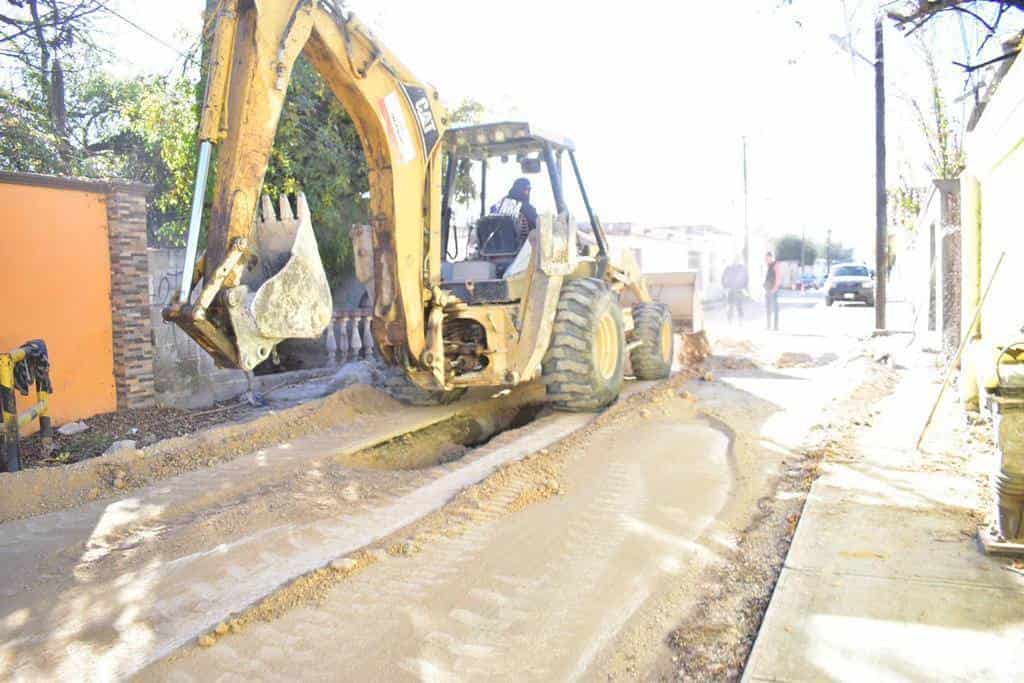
[443,121,575,157]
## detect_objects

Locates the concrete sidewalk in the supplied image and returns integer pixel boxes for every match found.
[743,351,1024,682]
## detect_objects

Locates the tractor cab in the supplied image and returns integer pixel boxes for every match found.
[439,122,610,304]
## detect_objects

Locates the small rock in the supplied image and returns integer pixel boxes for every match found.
[85,488,100,501]
[539,448,549,456]
[103,440,137,457]
[640,408,651,418]
[214,622,229,636]
[341,483,360,502]
[113,478,126,490]
[57,421,89,436]
[229,619,244,633]
[198,634,216,648]
[331,558,359,572]
[701,370,715,382]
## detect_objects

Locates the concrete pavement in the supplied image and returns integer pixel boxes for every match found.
[743,348,1024,682]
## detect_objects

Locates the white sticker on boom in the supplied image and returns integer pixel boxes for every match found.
[378,91,416,165]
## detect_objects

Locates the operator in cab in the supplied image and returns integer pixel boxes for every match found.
[491,177,538,245]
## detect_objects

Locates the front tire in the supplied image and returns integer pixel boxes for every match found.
[630,303,674,380]
[826,296,834,307]
[542,278,625,411]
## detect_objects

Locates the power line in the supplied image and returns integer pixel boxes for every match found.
[97,2,191,60]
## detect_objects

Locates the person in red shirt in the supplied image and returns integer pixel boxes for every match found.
[764,251,781,331]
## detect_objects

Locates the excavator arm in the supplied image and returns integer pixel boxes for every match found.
[164,0,446,372]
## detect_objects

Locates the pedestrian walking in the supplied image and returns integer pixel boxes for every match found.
[721,256,749,324]
[764,250,781,331]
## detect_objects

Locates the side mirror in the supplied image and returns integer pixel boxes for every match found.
[519,157,542,174]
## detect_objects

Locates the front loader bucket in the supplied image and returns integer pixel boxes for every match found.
[226,193,333,370]
[644,271,703,333]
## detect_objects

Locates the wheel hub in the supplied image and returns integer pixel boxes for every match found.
[660,320,672,362]
[594,311,618,380]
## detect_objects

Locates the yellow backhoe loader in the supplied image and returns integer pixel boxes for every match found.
[164,0,694,410]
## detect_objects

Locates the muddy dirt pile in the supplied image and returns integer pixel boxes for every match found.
[0,384,399,522]
[680,330,712,367]
[774,351,840,368]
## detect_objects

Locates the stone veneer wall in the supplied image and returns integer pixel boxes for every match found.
[106,183,155,409]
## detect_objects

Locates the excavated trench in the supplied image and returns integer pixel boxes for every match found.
[337,403,547,471]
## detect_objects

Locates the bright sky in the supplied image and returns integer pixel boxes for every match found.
[98,1,1005,260]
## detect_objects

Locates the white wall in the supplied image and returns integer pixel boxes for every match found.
[960,53,1024,403]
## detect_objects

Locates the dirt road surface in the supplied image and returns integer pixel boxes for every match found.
[142,389,731,681]
[3,297,885,681]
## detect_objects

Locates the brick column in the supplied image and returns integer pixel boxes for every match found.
[106,182,155,408]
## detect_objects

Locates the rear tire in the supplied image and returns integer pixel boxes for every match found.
[382,368,466,406]
[542,278,625,411]
[630,303,674,380]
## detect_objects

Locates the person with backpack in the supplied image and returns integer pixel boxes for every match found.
[764,250,781,331]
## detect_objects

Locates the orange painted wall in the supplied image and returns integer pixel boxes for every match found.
[0,182,117,431]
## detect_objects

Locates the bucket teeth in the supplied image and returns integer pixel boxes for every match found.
[279,194,294,220]
[296,192,311,221]
[260,194,275,222]
[258,192,310,223]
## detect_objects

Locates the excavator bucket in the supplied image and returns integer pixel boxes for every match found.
[226,193,333,370]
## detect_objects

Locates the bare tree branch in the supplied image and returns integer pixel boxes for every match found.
[889,0,1024,37]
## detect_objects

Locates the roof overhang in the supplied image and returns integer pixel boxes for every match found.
[443,121,575,158]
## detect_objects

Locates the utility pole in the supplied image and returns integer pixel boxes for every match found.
[742,136,749,269]
[800,226,807,277]
[828,19,888,329]
[826,227,833,273]
[874,13,887,331]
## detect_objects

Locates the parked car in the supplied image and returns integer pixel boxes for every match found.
[797,273,818,290]
[824,264,874,306]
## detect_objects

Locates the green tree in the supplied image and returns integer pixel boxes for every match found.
[775,234,817,265]
[447,97,485,208]
[259,57,369,286]
[910,40,967,180]
[2,1,486,288]
[121,74,201,243]
[0,0,118,172]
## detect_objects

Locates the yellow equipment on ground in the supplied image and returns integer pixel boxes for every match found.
[164,0,695,410]
[0,340,53,472]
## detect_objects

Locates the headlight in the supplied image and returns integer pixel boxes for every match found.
[863,281,874,289]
